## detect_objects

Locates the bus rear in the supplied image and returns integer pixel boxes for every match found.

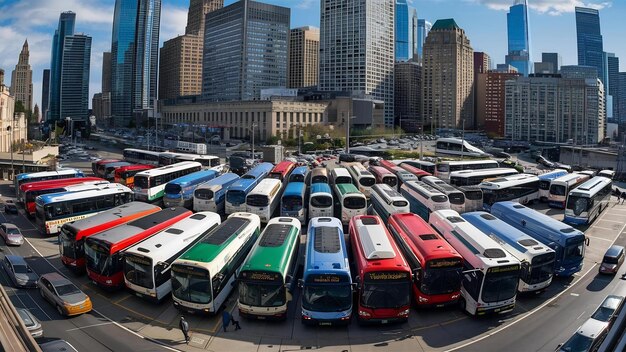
[114,164,154,188]
[281,182,307,223]
[458,186,483,213]
[193,173,240,213]
[268,161,296,182]
[309,183,334,218]
[163,169,218,208]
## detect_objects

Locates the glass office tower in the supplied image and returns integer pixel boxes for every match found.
[48,11,76,123]
[505,0,530,76]
[575,7,604,85]
[395,0,412,61]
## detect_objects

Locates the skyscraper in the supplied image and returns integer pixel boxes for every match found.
[416,19,431,64]
[319,0,395,126]
[576,7,604,84]
[395,0,412,62]
[102,52,112,94]
[474,52,491,126]
[422,19,474,130]
[60,34,91,119]
[394,61,421,131]
[410,8,418,61]
[41,69,50,121]
[505,0,531,76]
[48,11,76,123]
[606,54,619,119]
[10,40,33,112]
[288,26,319,89]
[111,0,162,127]
[476,67,520,136]
[541,52,561,73]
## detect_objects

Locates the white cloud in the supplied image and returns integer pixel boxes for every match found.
[0,0,114,31]
[468,0,612,14]
[159,3,188,41]
[296,0,316,9]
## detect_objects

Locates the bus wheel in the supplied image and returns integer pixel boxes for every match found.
[459,298,466,313]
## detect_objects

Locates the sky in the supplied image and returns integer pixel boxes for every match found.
[0,0,624,113]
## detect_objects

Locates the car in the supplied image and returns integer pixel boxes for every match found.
[536,155,556,168]
[599,245,625,275]
[2,255,39,288]
[37,272,92,317]
[16,308,43,338]
[556,318,609,352]
[39,340,79,352]
[4,200,18,214]
[590,295,625,326]
[0,223,24,246]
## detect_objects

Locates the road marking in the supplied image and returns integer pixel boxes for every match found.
[586,235,613,242]
[570,293,580,297]
[592,226,616,231]
[66,322,113,332]
[599,219,624,224]
[114,294,131,304]
[576,311,585,319]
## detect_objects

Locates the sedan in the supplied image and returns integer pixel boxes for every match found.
[38,272,92,317]
[0,223,24,246]
[16,308,43,338]
[4,200,18,214]
[2,255,39,288]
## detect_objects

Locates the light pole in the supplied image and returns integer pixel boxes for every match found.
[250,123,257,164]
[344,114,356,154]
[7,126,13,180]
[297,124,302,155]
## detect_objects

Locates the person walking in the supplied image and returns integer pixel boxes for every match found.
[621,191,626,204]
[616,188,622,203]
[222,310,231,332]
[179,316,190,344]
[231,314,242,331]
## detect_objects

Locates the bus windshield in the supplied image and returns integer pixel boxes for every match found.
[312,176,327,184]
[227,190,246,205]
[566,195,588,216]
[195,189,214,200]
[239,281,285,307]
[382,176,397,187]
[59,227,81,259]
[465,190,482,200]
[422,262,462,295]
[344,196,366,210]
[550,185,566,196]
[302,284,352,312]
[481,266,519,303]
[335,176,351,184]
[164,184,183,195]
[247,195,269,207]
[124,254,153,289]
[282,196,303,211]
[311,195,332,208]
[134,176,150,189]
[432,195,448,203]
[448,193,465,205]
[85,242,115,276]
[564,238,585,263]
[361,272,410,309]
[538,180,551,190]
[359,177,376,187]
[171,265,212,304]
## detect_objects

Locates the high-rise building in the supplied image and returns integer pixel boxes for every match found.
[288,26,319,89]
[410,8,418,61]
[394,61,422,132]
[422,19,474,130]
[474,52,491,127]
[10,40,33,112]
[60,34,92,120]
[618,73,626,123]
[534,62,554,74]
[202,0,289,102]
[539,52,561,74]
[41,69,50,121]
[159,0,223,100]
[319,0,395,126]
[575,7,604,84]
[102,52,112,94]
[48,11,76,123]
[416,19,431,64]
[111,0,162,127]
[476,67,520,136]
[395,0,412,62]
[606,54,619,119]
[505,0,531,76]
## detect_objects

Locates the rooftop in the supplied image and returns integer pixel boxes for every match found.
[432,18,460,31]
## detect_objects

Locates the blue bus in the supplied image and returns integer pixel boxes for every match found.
[491,201,587,277]
[538,169,568,201]
[309,183,334,218]
[193,173,240,213]
[289,166,309,183]
[301,217,352,325]
[16,169,85,202]
[399,181,450,222]
[564,176,613,225]
[462,212,556,293]
[281,182,307,223]
[162,169,218,209]
[225,163,274,215]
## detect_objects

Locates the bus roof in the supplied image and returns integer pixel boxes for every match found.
[351,215,408,264]
[248,178,282,196]
[403,180,446,197]
[552,172,589,185]
[283,182,306,198]
[124,148,161,156]
[569,176,612,197]
[21,177,104,192]
[17,169,82,181]
[305,217,350,275]
[449,168,519,178]
[62,202,161,238]
[310,183,332,195]
[290,166,309,177]
[242,162,274,180]
[369,165,394,176]
[537,169,569,180]
[241,217,300,273]
[399,163,432,177]
[36,184,132,204]
[135,161,202,177]
[167,169,218,186]
[270,161,296,174]
[114,164,154,173]
[479,174,539,189]
[438,159,497,166]
[372,184,404,202]
[228,177,257,193]
[195,173,240,190]
[336,183,362,196]
[422,176,462,193]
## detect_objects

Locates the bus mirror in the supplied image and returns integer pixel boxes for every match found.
[351,283,357,291]
[413,269,421,282]
[297,279,303,288]
[285,275,293,285]
[585,237,590,246]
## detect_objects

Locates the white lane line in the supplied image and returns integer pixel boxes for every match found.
[592,226,616,231]
[599,219,625,224]
[570,293,580,297]
[586,235,613,242]
[576,311,585,319]
[66,322,114,332]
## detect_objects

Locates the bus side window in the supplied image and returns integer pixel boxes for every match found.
[462,271,482,301]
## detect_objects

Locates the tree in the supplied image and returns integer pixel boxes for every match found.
[31,104,40,124]
[14,100,25,113]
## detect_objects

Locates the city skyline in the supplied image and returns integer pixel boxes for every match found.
[0,0,624,113]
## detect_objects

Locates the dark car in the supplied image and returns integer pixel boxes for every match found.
[4,200,18,214]
[2,255,39,288]
[599,245,625,275]
[536,155,555,168]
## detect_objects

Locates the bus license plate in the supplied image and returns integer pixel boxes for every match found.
[319,322,331,326]
[257,316,265,320]
[381,320,388,324]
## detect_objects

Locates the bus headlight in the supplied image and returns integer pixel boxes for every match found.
[418,296,429,303]
[358,310,371,317]
[451,294,460,300]
[398,309,410,317]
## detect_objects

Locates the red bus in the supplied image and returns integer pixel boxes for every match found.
[368,166,398,189]
[114,164,154,188]
[349,215,412,324]
[267,161,296,182]
[387,213,463,308]
[21,177,106,216]
[85,207,191,289]
[59,202,161,272]
[92,159,121,176]
[399,163,432,180]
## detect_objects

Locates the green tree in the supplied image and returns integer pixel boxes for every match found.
[31,104,39,124]
[14,100,25,113]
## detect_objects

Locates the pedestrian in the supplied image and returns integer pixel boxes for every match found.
[231,314,241,331]
[621,191,626,204]
[179,316,190,344]
[616,188,621,203]
[222,310,231,332]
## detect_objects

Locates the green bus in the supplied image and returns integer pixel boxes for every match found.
[238,216,301,320]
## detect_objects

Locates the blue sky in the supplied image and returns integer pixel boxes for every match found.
[0,0,623,112]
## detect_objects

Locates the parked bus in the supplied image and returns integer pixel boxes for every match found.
[95,161,130,179]
[398,163,432,180]
[480,174,540,211]
[289,166,309,183]
[281,182,307,223]
[548,173,591,208]
[347,163,376,198]
[385,166,419,188]
[429,209,521,315]
[491,201,587,277]
[457,186,483,213]
[564,176,613,225]
[59,202,161,272]
[133,161,202,203]
[176,140,207,155]
[301,217,352,325]
[387,213,463,308]
[421,176,466,213]
[172,213,261,314]
[35,185,134,236]
[268,161,296,182]
[578,170,597,178]
[159,152,187,166]
[245,178,283,223]
[163,169,218,208]
[448,168,519,187]
[124,212,222,302]
[400,181,450,222]
[174,154,221,170]
[394,159,436,175]
[238,217,301,320]
[598,169,615,179]
[435,138,491,158]
[21,177,105,216]
[122,148,161,166]
[330,167,353,187]
[193,173,240,213]
[369,166,398,189]
[462,212,556,293]
[369,184,409,223]
[225,162,274,214]
[335,183,367,225]
[85,207,192,289]
[309,183,334,219]
[537,169,569,202]
[16,169,85,202]
[114,164,154,188]
[435,160,499,183]
[92,159,120,177]
[308,167,329,185]
[349,215,412,324]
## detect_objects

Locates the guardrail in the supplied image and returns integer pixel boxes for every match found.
[0,283,41,351]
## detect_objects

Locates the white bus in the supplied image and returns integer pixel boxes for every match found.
[564,176,613,225]
[171,213,261,314]
[400,181,450,222]
[480,174,540,212]
[346,163,376,198]
[123,212,222,301]
[175,154,222,172]
[421,176,466,213]
[435,159,500,183]
[435,138,492,158]
[246,178,284,223]
[122,148,161,166]
[309,183,334,218]
[548,173,590,208]
[537,169,569,201]
[429,209,521,316]
[335,183,367,225]
[369,184,409,223]
[193,173,240,213]
[449,168,519,187]
[330,167,353,188]
[176,141,207,155]
[598,169,615,179]
[457,186,483,213]
[133,161,202,203]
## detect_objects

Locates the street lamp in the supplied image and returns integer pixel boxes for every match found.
[344,114,356,154]
[249,123,257,164]
[6,126,13,180]
[297,124,303,155]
